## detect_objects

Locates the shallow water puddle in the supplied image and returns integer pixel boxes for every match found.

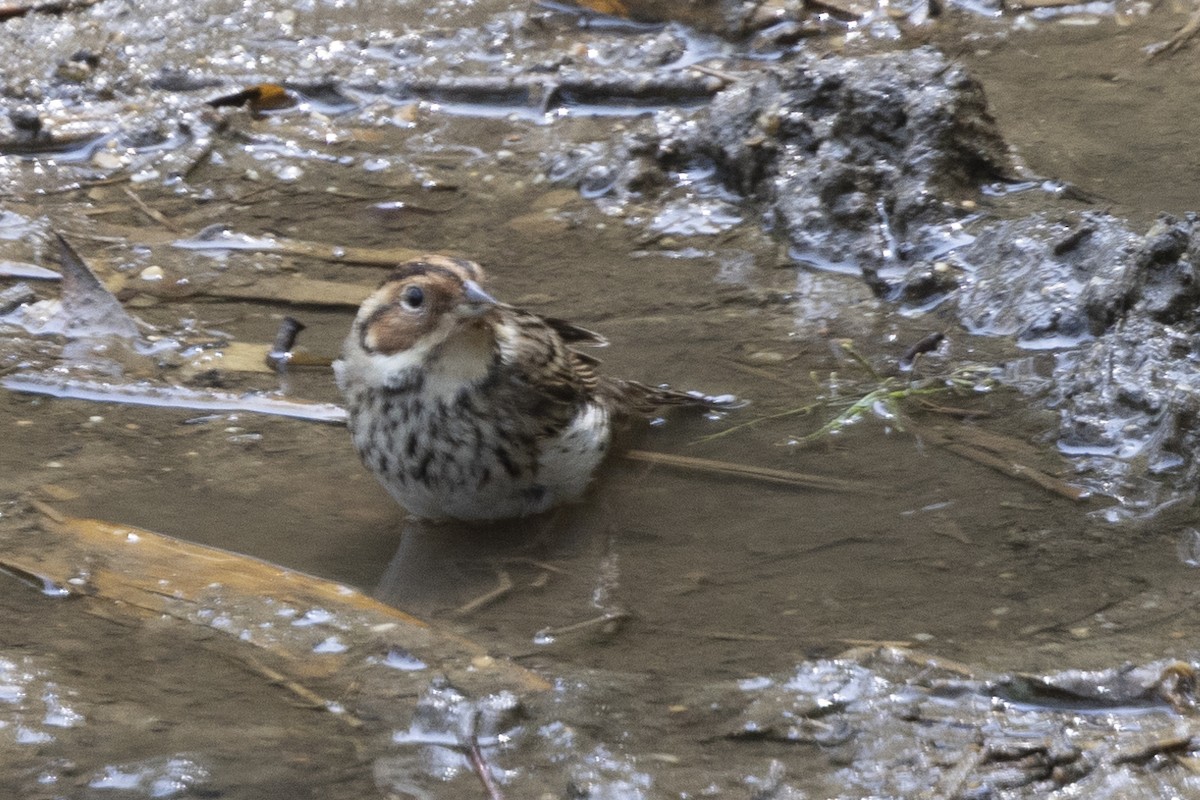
[4,0,1200,795]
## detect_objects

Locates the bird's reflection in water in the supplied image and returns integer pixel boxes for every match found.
[372,495,610,617]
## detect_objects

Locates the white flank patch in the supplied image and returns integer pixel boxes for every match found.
[567,402,608,440]
[539,401,611,500]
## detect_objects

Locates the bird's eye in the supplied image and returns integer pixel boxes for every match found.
[401,286,425,310]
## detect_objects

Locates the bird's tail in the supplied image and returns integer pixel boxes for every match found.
[605,379,743,416]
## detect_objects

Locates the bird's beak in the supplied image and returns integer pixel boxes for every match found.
[459,280,498,316]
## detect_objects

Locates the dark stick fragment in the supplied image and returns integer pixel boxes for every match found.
[899,331,945,371]
[466,736,505,800]
[1052,225,1095,256]
[265,316,306,373]
[0,282,36,315]
[0,0,102,21]
[860,266,891,298]
[464,709,505,800]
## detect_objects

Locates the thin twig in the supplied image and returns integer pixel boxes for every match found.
[650,626,779,642]
[235,653,365,728]
[624,449,881,494]
[179,141,217,182]
[915,398,991,418]
[722,359,805,391]
[683,63,739,86]
[30,174,132,198]
[695,400,823,443]
[835,340,882,379]
[29,498,66,524]
[466,711,506,800]
[452,570,514,618]
[503,557,566,574]
[837,638,914,649]
[535,610,630,641]
[1147,7,1200,60]
[921,428,1087,502]
[122,187,181,232]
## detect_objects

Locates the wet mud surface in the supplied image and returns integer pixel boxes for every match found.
[5,0,1200,796]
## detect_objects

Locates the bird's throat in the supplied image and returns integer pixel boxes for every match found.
[421,322,496,399]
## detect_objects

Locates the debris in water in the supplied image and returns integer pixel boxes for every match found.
[54,234,139,340]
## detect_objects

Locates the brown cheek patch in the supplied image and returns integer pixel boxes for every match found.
[361,305,424,355]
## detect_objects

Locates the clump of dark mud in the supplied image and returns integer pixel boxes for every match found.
[935,210,1200,513]
[953,212,1143,345]
[1044,215,1200,513]
[696,649,1200,798]
[551,46,1012,272]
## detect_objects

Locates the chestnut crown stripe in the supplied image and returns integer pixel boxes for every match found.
[377,257,483,287]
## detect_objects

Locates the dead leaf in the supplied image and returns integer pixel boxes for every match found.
[572,0,631,16]
[207,83,297,112]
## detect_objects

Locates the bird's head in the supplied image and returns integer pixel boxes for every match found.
[337,255,502,393]
[353,255,498,358]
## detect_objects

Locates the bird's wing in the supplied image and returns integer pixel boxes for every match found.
[491,309,604,434]
[538,315,609,348]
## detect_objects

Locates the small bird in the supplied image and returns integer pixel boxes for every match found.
[335,255,732,522]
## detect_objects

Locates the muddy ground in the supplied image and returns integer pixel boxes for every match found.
[4,0,1200,797]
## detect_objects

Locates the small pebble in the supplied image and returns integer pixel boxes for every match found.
[91,150,124,170]
[746,351,787,364]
